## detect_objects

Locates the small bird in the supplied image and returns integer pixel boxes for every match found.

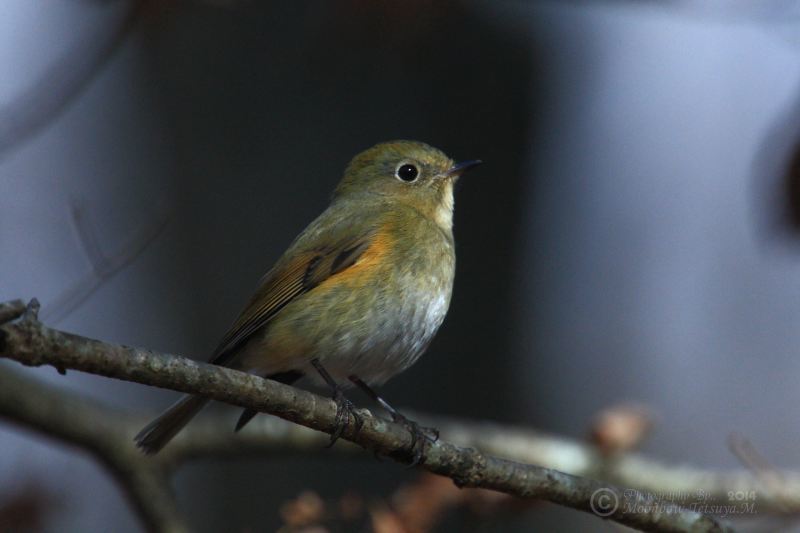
[135,140,480,454]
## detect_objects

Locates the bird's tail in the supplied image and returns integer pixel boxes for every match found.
[134,394,210,454]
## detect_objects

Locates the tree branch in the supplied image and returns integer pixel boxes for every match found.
[4,357,795,516]
[0,358,186,532]
[0,299,735,532]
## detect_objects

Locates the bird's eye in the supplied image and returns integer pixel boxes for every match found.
[395,164,419,182]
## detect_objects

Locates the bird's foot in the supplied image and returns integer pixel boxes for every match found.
[327,388,364,447]
[391,412,439,466]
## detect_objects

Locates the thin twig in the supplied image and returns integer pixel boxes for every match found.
[43,202,170,324]
[728,433,795,515]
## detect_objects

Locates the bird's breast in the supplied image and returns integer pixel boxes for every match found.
[338,244,454,385]
[246,212,456,386]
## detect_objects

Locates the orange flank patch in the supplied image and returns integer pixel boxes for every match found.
[322,225,393,288]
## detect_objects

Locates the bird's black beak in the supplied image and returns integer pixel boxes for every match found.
[446,159,482,177]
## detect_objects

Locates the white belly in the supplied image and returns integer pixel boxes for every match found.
[303,273,452,386]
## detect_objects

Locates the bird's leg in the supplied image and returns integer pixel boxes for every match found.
[311,359,363,446]
[349,375,438,466]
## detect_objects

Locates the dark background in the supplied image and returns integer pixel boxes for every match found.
[2,1,800,531]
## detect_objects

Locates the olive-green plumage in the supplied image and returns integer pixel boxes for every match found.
[135,140,480,454]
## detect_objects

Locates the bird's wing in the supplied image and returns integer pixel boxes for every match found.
[209,232,375,366]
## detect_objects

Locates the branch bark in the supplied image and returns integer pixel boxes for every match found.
[0,299,736,532]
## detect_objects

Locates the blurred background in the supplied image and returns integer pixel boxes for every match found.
[2,0,800,531]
